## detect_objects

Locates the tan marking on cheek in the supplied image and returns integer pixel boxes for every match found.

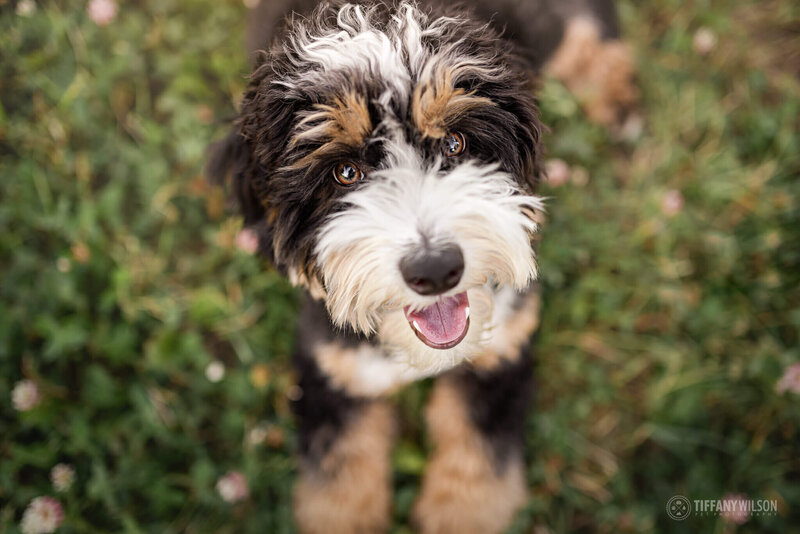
[521,206,546,227]
[545,18,638,126]
[293,402,395,534]
[412,67,496,139]
[413,376,527,534]
[472,291,540,371]
[287,92,373,170]
[288,265,327,300]
[317,244,382,334]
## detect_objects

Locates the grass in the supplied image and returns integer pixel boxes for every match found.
[1,0,799,532]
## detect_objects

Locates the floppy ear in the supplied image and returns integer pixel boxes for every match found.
[509,85,546,193]
[487,74,547,193]
[205,41,304,269]
[206,130,265,226]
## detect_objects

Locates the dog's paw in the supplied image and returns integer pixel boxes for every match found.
[294,476,390,534]
[412,457,527,534]
[293,403,394,534]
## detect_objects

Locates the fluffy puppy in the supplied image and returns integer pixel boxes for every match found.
[208,1,634,532]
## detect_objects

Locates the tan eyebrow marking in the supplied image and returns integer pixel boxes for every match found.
[412,66,496,139]
[286,92,373,170]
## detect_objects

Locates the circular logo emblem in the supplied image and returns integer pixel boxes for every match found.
[666,495,691,521]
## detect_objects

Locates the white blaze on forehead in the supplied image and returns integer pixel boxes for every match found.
[284,3,411,99]
[393,2,439,74]
[381,135,423,168]
[278,2,480,102]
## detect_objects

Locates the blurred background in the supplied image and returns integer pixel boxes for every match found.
[1,0,799,532]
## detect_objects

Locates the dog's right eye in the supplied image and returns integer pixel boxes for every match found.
[333,162,362,186]
[443,132,466,157]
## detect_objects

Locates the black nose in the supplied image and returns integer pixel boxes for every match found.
[400,244,464,296]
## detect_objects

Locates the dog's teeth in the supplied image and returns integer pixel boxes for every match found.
[412,320,421,332]
[464,306,470,319]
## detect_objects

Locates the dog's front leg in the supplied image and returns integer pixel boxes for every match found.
[291,335,395,534]
[413,292,538,534]
[413,361,533,534]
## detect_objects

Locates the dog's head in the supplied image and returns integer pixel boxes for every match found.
[209,1,545,370]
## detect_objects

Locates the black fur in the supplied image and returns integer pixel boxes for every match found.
[206,131,264,225]
[291,294,377,465]
[295,293,376,352]
[292,332,366,465]
[455,344,535,473]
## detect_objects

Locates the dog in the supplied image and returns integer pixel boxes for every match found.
[208,1,635,532]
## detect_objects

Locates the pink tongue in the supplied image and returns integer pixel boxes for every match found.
[404,292,469,347]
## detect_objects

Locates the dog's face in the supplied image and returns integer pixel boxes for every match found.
[211,1,545,371]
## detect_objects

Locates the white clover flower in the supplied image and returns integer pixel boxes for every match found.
[16,0,36,16]
[247,422,270,446]
[235,228,259,254]
[661,189,685,217]
[693,27,717,56]
[216,471,250,503]
[50,464,75,492]
[776,363,800,395]
[545,159,570,188]
[20,497,63,534]
[720,493,750,525]
[87,0,118,26]
[205,361,225,383]
[56,257,71,273]
[12,380,41,411]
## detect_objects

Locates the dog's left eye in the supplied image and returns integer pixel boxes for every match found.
[333,161,362,186]
[443,132,466,157]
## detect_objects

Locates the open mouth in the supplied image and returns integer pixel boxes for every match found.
[403,292,470,350]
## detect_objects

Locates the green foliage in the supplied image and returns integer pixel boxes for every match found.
[1,0,798,532]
